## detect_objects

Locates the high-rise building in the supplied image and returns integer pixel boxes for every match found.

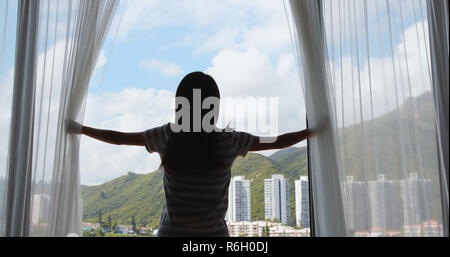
[31,194,50,225]
[264,174,290,225]
[344,176,370,233]
[226,176,251,222]
[368,174,403,232]
[400,173,432,226]
[295,176,310,228]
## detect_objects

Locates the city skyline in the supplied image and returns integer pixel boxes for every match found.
[344,173,441,237]
[27,172,442,237]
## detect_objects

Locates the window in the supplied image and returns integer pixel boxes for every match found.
[78,1,309,237]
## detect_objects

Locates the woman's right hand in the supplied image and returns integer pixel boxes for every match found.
[305,128,316,138]
[66,120,83,134]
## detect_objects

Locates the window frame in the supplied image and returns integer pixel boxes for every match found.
[306,115,315,237]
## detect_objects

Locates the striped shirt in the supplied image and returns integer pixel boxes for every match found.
[143,123,256,237]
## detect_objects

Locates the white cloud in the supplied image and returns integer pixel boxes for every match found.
[117,0,284,40]
[193,29,240,54]
[116,0,292,56]
[205,48,305,143]
[139,59,183,77]
[206,48,299,97]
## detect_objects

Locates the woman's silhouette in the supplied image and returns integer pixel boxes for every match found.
[68,71,312,237]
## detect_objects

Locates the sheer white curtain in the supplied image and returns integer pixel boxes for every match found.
[4,0,40,236]
[286,0,347,236]
[287,0,447,237]
[0,0,118,236]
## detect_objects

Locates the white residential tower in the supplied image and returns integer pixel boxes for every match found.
[295,176,310,228]
[226,176,251,222]
[264,174,290,225]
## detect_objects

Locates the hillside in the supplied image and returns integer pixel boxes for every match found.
[81,171,165,228]
[338,91,442,218]
[269,147,300,161]
[340,91,439,181]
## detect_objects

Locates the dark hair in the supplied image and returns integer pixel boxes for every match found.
[162,72,225,171]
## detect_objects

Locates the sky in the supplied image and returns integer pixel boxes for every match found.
[0,0,433,186]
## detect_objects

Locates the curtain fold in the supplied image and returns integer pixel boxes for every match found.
[427,0,449,237]
[287,0,347,236]
[1,0,118,237]
[47,0,118,237]
[5,0,40,237]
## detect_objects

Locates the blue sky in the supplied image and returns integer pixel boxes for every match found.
[89,25,211,94]
[90,1,296,94]
[0,0,432,185]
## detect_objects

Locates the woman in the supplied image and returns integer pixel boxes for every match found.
[68,71,313,237]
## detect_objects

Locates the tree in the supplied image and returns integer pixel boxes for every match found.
[83,228,103,237]
[82,229,92,237]
[111,221,117,232]
[95,227,104,237]
[264,224,270,237]
[131,215,138,234]
[98,209,103,227]
[107,214,112,229]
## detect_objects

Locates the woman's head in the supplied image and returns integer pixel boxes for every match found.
[174,72,220,132]
[163,72,225,171]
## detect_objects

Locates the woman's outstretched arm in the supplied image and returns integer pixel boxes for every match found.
[66,120,145,146]
[249,128,313,151]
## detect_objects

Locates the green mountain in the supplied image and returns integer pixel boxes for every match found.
[269,147,300,161]
[339,91,439,181]
[81,170,165,228]
[81,91,442,228]
[338,91,442,219]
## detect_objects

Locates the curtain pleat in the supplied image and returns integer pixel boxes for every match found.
[286,0,347,236]
[5,0,40,237]
[46,0,118,237]
[427,0,449,237]
[1,0,118,237]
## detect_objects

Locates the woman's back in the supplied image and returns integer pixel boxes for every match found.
[143,123,256,237]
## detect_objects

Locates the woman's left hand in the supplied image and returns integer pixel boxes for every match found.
[66,120,83,134]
